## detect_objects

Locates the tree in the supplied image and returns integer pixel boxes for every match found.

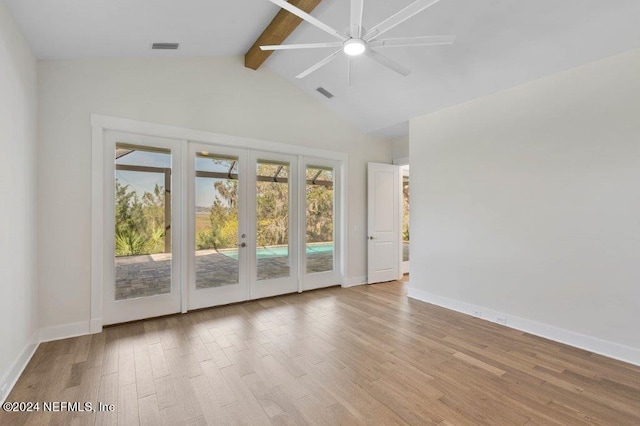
[305,183,333,243]
[196,165,335,250]
[196,179,238,250]
[256,178,289,247]
[115,181,166,256]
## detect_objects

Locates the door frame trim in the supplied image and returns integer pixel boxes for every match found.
[91,114,348,333]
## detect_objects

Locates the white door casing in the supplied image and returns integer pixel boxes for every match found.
[367,162,401,284]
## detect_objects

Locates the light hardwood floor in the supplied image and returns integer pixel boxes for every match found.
[2,280,639,425]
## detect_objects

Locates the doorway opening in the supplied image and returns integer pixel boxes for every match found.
[401,165,410,275]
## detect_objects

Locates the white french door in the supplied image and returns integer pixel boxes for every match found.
[300,157,341,291]
[187,147,300,309]
[103,131,183,325]
[249,151,299,299]
[188,143,249,309]
[103,131,341,323]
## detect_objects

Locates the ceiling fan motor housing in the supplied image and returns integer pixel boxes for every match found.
[343,38,367,56]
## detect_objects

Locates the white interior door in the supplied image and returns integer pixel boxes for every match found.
[103,131,183,325]
[367,162,401,284]
[188,144,248,310]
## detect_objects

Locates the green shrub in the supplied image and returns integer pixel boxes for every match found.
[115,230,149,256]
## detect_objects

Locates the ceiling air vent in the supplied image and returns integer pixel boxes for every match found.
[316,87,334,99]
[152,43,179,50]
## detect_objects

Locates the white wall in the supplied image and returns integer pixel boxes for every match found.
[410,49,640,362]
[391,135,409,160]
[38,56,392,330]
[0,0,39,399]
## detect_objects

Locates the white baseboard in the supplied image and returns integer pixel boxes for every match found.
[0,330,39,404]
[342,276,367,288]
[408,287,640,367]
[39,321,91,343]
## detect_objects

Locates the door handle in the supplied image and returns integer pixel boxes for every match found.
[238,242,247,248]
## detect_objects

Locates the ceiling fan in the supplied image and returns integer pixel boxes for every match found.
[260,0,455,82]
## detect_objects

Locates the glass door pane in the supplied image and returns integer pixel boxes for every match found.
[195,153,240,288]
[115,144,172,300]
[305,166,334,274]
[256,160,291,281]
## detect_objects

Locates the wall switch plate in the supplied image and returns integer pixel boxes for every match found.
[496,317,507,325]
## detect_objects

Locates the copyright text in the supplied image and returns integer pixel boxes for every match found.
[2,401,115,413]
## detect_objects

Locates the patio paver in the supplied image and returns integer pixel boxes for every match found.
[115,250,333,300]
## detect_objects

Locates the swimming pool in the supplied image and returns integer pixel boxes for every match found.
[220,242,333,260]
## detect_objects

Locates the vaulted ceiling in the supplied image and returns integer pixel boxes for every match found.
[6,0,640,137]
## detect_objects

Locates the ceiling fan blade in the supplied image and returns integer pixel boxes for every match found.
[261,42,343,51]
[369,35,456,48]
[364,0,443,42]
[268,0,348,41]
[350,0,364,38]
[365,49,411,77]
[296,49,342,79]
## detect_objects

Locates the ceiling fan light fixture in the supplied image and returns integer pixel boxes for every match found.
[265,0,454,80]
[343,38,366,56]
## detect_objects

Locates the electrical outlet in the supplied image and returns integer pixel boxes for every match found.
[496,317,507,325]
[472,310,483,318]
